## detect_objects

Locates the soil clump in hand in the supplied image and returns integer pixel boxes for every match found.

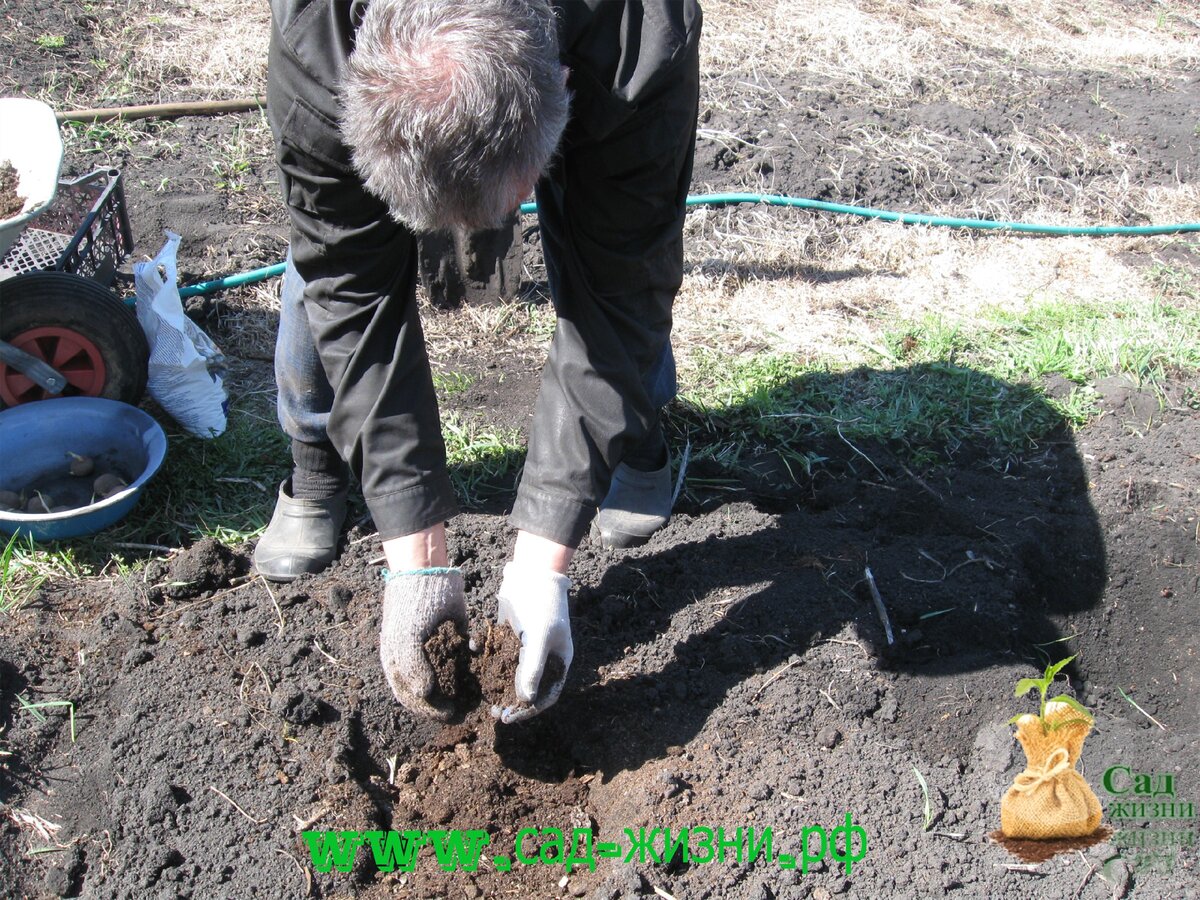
[475,622,565,712]
[388,623,590,898]
[422,619,478,715]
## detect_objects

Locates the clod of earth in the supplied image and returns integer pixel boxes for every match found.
[476,622,565,713]
[0,489,20,510]
[0,161,25,219]
[422,618,476,715]
[418,621,562,720]
[24,493,52,514]
[818,725,843,749]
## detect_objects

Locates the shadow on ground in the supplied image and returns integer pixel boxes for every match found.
[478,364,1106,776]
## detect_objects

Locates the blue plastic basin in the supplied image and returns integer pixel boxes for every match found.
[0,397,167,541]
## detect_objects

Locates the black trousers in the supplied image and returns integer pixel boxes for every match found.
[268,0,701,545]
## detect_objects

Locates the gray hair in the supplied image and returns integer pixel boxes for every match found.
[341,0,569,232]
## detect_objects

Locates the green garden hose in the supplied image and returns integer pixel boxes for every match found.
[178,193,1200,297]
[675,193,1200,237]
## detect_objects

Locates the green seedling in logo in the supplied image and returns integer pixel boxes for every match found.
[1009,655,1093,734]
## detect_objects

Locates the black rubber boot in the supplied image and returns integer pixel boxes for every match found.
[253,479,348,582]
[591,459,672,550]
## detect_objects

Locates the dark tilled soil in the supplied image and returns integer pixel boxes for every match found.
[2,377,1197,899]
[2,7,1199,900]
[695,70,1200,215]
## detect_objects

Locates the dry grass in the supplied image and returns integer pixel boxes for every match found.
[1,1,268,110]
[702,0,962,105]
[675,174,1198,362]
[161,0,1193,386]
[95,0,269,102]
[682,1,1200,366]
[674,219,1180,361]
[13,0,1191,398]
[55,0,1198,108]
[701,0,1200,106]
[420,294,554,367]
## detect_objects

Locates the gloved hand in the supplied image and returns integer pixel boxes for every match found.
[379,567,467,721]
[493,561,573,724]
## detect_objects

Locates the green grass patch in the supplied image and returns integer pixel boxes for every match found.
[63,117,175,156]
[433,370,474,396]
[672,351,829,471]
[673,293,1200,479]
[127,408,290,545]
[209,123,258,194]
[441,412,526,506]
[522,300,557,338]
[0,532,48,614]
[673,352,1060,470]
[1147,263,1200,302]
[888,295,1200,408]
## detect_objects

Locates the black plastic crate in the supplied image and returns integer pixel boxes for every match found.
[0,169,133,286]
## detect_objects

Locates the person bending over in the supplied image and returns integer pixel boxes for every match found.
[259,0,700,721]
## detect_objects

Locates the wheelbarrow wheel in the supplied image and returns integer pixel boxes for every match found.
[0,271,149,407]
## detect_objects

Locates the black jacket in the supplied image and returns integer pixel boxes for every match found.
[266,0,701,544]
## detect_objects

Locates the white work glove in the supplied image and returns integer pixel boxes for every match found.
[493,561,573,724]
[379,568,467,721]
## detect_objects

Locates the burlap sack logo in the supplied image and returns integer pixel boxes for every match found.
[998,656,1104,848]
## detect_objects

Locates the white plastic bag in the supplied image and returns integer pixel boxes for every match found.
[134,232,229,438]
